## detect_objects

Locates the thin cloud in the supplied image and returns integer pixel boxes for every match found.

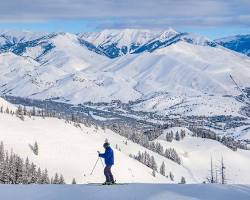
[0,0,250,28]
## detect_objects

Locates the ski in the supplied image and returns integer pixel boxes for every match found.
[86,183,128,186]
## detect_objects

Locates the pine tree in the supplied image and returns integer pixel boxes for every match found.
[37,167,43,183]
[169,172,174,181]
[152,169,156,177]
[33,141,39,156]
[29,163,37,183]
[207,156,215,183]
[53,173,59,184]
[175,131,180,141]
[41,169,50,184]
[151,156,157,171]
[23,106,27,116]
[72,178,76,184]
[180,176,186,184]
[160,162,166,176]
[221,157,226,184]
[32,107,36,116]
[59,174,65,184]
[180,130,186,139]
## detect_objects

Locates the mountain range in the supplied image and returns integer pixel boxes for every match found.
[0,29,250,119]
[0,28,249,99]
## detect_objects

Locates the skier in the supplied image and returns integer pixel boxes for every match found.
[98,142,115,185]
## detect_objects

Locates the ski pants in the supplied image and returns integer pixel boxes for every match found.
[104,165,114,182]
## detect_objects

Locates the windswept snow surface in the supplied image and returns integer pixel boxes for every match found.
[0,184,250,200]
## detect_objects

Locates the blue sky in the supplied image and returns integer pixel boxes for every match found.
[0,0,249,39]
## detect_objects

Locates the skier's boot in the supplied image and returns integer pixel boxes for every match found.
[102,181,111,185]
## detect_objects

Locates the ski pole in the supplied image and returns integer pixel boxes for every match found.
[90,157,99,175]
[100,157,105,168]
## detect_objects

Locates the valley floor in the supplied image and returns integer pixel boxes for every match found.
[0,184,250,200]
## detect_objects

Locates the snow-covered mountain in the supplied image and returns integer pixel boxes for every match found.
[80,28,218,58]
[1,29,249,102]
[0,29,250,122]
[79,29,159,58]
[215,34,250,57]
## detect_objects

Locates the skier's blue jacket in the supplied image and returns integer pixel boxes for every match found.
[99,147,114,166]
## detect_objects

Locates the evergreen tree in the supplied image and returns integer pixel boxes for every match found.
[221,157,226,184]
[160,162,166,176]
[33,141,39,156]
[59,174,65,184]
[180,130,186,139]
[180,176,186,184]
[169,172,174,181]
[53,173,59,184]
[41,169,50,184]
[32,107,36,116]
[152,169,156,177]
[72,178,76,184]
[175,131,180,141]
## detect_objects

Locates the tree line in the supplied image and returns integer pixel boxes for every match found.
[0,141,66,184]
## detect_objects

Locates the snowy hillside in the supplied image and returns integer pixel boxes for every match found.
[1,98,250,184]
[0,103,195,184]
[86,41,250,99]
[216,34,250,57]
[156,127,250,184]
[1,184,250,200]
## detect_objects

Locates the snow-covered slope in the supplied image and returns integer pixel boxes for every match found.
[1,105,197,184]
[156,127,250,184]
[1,99,250,184]
[1,184,250,200]
[132,93,245,117]
[0,97,16,110]
[215,34,250,57]
[0,32,110,98]
[33,33,109,73]
[80,41,250,102]
[0,52,40,94]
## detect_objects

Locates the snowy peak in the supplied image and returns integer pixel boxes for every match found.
[81,28,157,46]
[80,28,219,58]
[215,34,250,57]
[80,29,159,58]
[157,28,179,40]
[0,30,48,43]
